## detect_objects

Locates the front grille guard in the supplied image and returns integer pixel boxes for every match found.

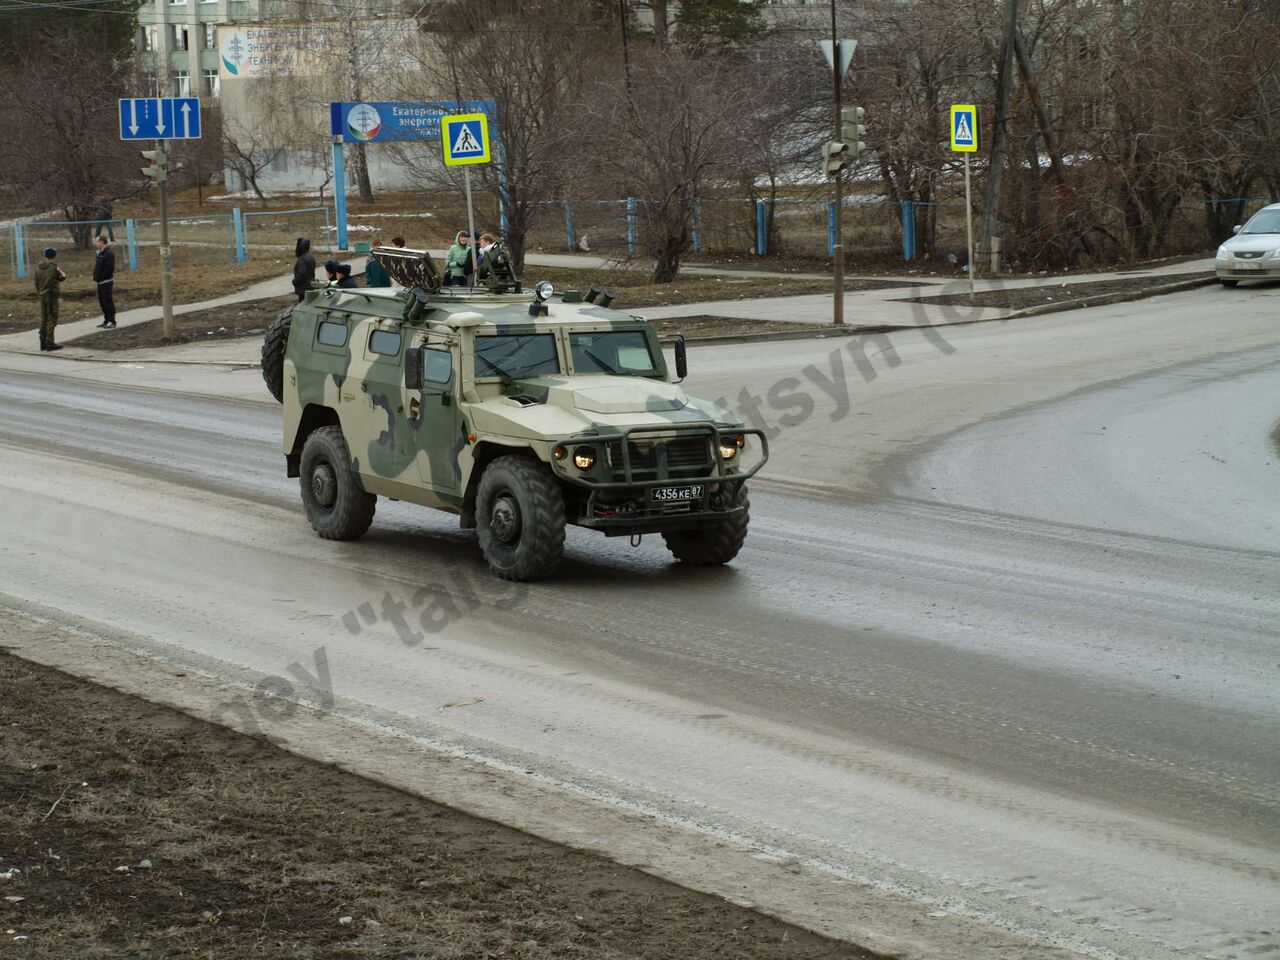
[550,424,769,491]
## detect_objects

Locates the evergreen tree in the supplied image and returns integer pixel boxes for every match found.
[674,0,765,49]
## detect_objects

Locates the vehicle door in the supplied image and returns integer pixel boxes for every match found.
[406,338,464,494]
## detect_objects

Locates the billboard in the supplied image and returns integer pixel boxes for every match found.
[217,20,419,80]
[330,100,496,143]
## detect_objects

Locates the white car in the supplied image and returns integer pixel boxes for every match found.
[1216,203,1280,286]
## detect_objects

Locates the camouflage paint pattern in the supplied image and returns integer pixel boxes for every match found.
[282,284,767,521]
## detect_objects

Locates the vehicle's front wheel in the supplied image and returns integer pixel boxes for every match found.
[662,483,750,566]
[299,426,376,540]
[1220,278,1240,288]
[476,455,566,581]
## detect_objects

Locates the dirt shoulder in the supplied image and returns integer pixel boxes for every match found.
[0,643,874,960]
[69,295,294,352]
[686,250,1216,279]
[0,259,293,335]
[525,268,911,308]
[66,265,892,351]
[903,271,1213,311]
[69,296,816,352]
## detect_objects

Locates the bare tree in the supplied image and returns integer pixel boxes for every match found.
[0,13,144,246]
[399,0,615,271]
[580,47,753,282]
[222,121,285,204]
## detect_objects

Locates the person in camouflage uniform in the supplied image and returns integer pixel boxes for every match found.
[33,247,66,352]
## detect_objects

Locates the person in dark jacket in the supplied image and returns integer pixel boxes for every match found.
[364,238,390,287]
[323,259,340,286]
[334,264,358,289]
[93,236,117,328]
[292,237,316,302]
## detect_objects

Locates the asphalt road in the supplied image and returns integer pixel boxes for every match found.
[0,285,1277,960]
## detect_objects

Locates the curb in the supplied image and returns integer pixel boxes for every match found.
[46,354,257,367]
[3,275,1218,361]
[662,274,1216,347]
[1001,274,1217,320]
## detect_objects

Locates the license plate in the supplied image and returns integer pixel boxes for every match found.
[652,484,703,503]
[1235,262,1263,271]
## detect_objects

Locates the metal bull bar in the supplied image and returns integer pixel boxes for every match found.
[551,424,770,491]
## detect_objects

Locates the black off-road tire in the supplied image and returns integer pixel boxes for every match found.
[662,483,750,566]
[299,426,376,540]
[1219,278,1239,288]
[261,306,293,403]
[475,455,566,581]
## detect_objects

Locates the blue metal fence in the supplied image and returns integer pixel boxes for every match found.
[7,206,334,277]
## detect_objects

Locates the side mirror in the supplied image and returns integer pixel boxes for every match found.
[673,335,687,382]
[404,346,423,390]
[1233,225,1242,234]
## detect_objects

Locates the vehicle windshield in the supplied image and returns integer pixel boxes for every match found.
[569,330,658,376]
[474,333,560,380]
[1240,210,1280,234]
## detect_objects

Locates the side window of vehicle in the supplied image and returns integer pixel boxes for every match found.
[369,330,402,357]
[425,349,452,384]
[316,320,348,347]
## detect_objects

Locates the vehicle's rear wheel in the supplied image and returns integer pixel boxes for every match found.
[662,483,750,566]
[476,455,565,581]
[1220,278,1240,288]
[299,426,375,540]
[261,306,293,403]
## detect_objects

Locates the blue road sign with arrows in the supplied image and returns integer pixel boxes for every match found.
[119,98,202,141]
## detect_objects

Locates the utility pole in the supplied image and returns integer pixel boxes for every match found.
[980,0,1019,269]
[830,0,844,326]
[153,14,175,339]
[157,147,174,338]
[619,0,631,90]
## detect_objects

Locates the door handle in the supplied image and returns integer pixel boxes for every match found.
[408,397,421,418]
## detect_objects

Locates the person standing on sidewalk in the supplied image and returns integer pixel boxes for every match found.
[334,263,358,289]
[364,238,390,287]
[33,247,65,352]
[445,231,471,286]
[292,237,316,302]
[93,236,117,329]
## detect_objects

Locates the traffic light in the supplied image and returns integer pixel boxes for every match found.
[841,106,867,160]
[822,140,850,178]
[140,148,169,185]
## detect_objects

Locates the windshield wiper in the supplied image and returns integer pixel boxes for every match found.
[477,354,516,384]
[580,346,621,375]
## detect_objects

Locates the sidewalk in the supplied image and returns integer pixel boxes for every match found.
[0,254,1218,390]
[0,257,368,357]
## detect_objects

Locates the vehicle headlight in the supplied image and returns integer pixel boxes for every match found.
[718,433,746,460]
[1216,245,1230,259]
[573,446,596,470]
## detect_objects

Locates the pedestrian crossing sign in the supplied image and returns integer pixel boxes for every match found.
[950,104,979,153]
[441,113,491,166]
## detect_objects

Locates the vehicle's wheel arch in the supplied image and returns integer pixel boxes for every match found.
[286,404,342,477]
[460,440,541,528]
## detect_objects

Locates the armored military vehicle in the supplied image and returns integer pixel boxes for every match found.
[261,245,767,581]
